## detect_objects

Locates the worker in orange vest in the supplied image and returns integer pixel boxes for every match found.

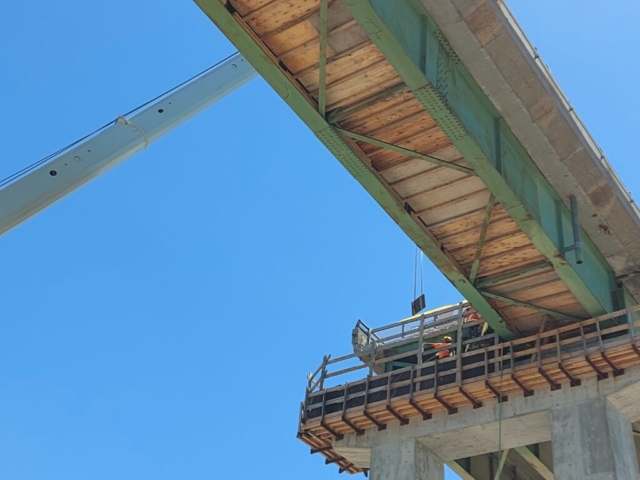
[463,305,484,350]
[426,336,453,360]
[463,306,481,332]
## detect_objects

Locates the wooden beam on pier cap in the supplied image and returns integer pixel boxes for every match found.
[514,446,555,480]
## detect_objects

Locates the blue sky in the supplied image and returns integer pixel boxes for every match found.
[1,1,638,479]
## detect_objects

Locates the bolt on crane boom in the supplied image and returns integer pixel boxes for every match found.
[0,53,256,236]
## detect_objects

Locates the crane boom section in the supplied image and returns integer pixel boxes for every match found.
[0,53,256,236]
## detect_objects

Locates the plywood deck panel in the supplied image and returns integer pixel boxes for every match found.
[394,168,471,200]
[207,0,600,337]
[340,93,423,132]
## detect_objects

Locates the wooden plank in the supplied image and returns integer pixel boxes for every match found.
[473,247,547,278]
[297,42,385,90]
[365,126,452,162]
[356,109,437,143]
[244,0,328,38]
[514,448,554,479]
[293,38,370,79]
[368,130,453,169]
[507,285,580,309]
[431,205,512,238]
[487,270,561,295]
[231,0,276,17]
[441,217,519,251]
[267,19,324,57]
[496,291,587,316]
[399,173,480,204]
[453,231,533,264]
[413,184,489,216]
[322,59,398,97]
[323,61,399,104]
[340,94,423,132]
[418,191,491,226]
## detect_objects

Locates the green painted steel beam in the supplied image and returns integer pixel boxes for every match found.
[195,0,515,339]
[335,127,475,175]
[342,0,617,319]
[469,195,494,285]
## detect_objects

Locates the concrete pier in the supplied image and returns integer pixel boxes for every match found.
[371,439,443,480]
[552,399,638,479]
[334,366,640,479]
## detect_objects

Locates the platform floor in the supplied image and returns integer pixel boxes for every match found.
[298,308,640,474]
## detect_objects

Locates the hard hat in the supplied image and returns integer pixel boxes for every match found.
[443,336,453,342]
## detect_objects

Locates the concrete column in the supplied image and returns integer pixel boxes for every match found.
[370,438,443,480]
[551,398,639,479]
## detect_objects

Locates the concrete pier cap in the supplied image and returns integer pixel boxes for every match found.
[334,366,640,478]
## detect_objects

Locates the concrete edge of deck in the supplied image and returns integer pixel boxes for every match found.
[419,0,640,300]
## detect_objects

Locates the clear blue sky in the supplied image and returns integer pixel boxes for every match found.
[1,1,638,479]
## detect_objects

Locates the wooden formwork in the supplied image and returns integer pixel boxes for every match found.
[198,0,598,335]
[298,306,640,475]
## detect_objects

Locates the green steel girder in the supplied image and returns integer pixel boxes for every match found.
[195,0,515,339]
[469,195,495,285]
[342,0,617,318]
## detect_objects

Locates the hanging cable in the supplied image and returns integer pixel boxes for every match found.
[0,51,239,189]
[411,246,425,315]
[413,246,424,299]
[413,246,418,301]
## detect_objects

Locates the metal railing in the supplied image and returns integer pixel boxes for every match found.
[301,305,640,427]
[307,302,485,393]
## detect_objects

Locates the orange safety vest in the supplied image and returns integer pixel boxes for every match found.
[463,308,481,323]
[433,342,451,359]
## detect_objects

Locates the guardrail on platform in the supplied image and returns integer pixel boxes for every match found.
[307,302,485,393]
[302,305,640,428]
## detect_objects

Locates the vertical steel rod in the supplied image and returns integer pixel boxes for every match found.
[470,196,495,284]
[418,317,425,365]
[456,307,463,385]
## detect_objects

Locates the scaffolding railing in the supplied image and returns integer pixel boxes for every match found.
[307,302,484,393]
[302,304,640,427]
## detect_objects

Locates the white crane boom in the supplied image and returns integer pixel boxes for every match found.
[0,52,256,236]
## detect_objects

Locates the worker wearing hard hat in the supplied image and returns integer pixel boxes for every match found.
[463,305,486,350]
[463,306,482,338]
[426,336,453,360]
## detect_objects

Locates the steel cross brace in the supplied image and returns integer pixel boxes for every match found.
[195,0,515,339]
[341,0,617,319]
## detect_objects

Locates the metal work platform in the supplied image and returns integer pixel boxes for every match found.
[297,305,640,475]
[196,0,640,340]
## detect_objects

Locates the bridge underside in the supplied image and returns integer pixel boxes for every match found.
[196,0,639,338]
